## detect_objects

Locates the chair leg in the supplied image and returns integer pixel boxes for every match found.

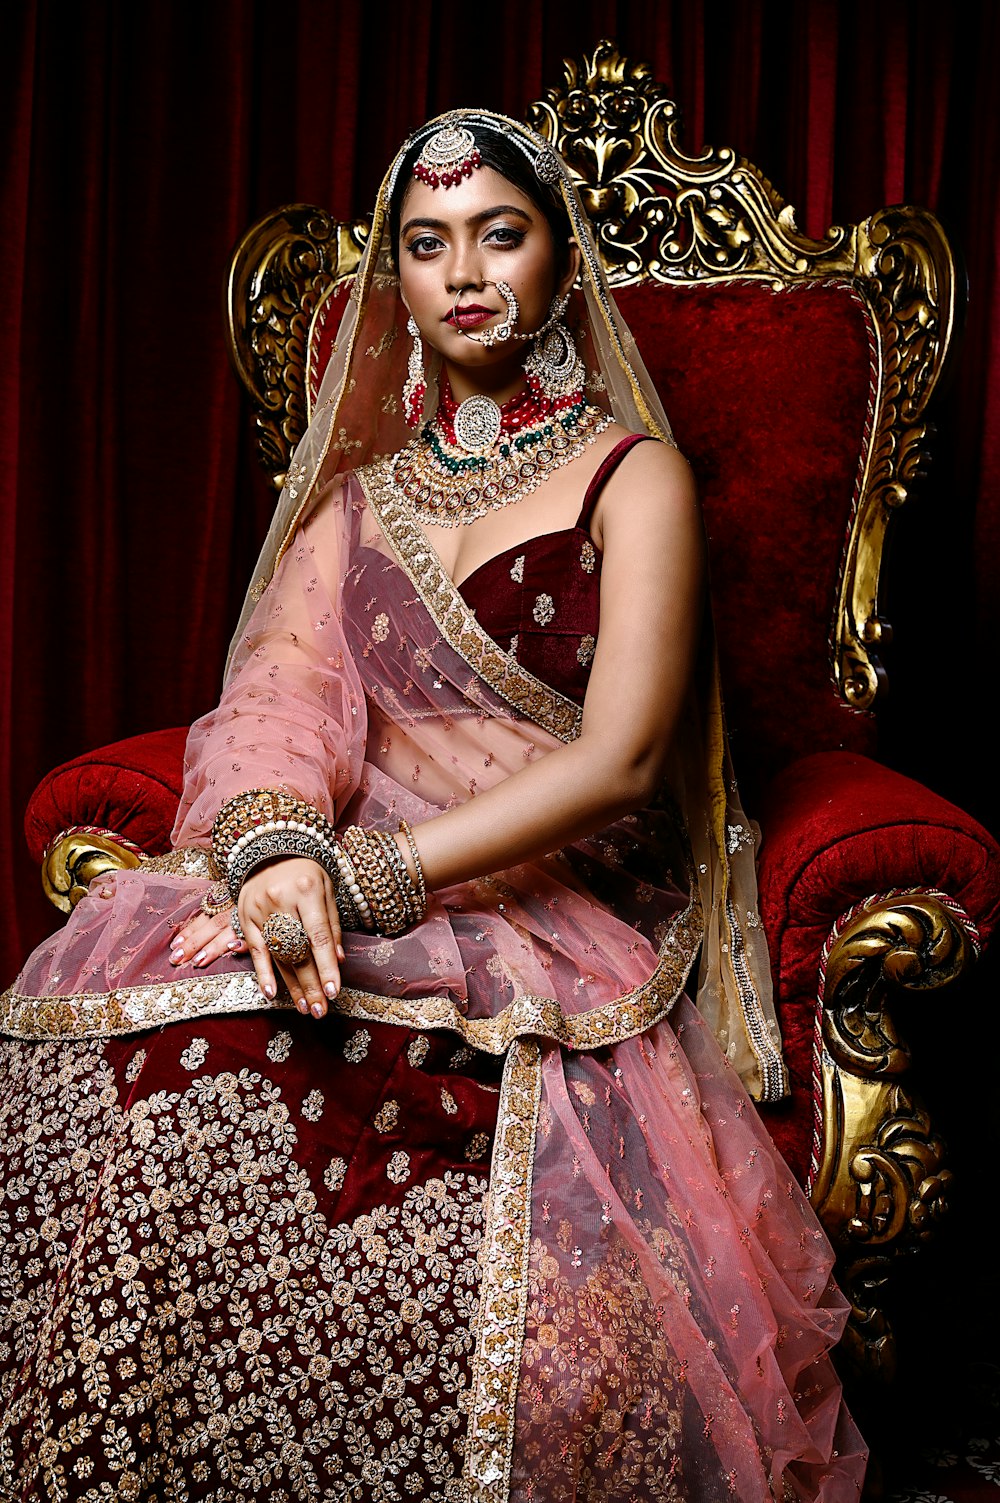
[808,892,977,1383]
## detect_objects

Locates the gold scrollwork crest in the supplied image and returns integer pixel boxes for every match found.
[226,207,369,486]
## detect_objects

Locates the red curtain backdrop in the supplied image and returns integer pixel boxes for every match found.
[2,0,998,985]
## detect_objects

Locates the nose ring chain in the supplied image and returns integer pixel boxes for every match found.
[457,280,520,346]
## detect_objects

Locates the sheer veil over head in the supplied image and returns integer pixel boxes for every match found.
[228,109,787,1102]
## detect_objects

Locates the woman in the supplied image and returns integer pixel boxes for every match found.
[0,113,865,1500]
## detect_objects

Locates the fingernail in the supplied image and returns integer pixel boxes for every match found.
[169,945,184,959]
[227,939,241,951]
[311,1001,325,1018]
[193,950,207,965]
[324,981,338,1000]
[263,982,275,999]
[336,944,346,962]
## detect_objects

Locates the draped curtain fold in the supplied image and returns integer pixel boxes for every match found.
[2,0,997,984]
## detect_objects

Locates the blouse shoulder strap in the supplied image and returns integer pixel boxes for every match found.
[576,433,654,530]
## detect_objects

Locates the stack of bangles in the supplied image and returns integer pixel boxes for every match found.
[207,789,427,961]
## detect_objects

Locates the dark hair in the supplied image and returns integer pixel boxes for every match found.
[388,123,573,274]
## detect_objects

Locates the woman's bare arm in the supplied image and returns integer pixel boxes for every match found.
[410,439,704,887]
[172,440,703,1016]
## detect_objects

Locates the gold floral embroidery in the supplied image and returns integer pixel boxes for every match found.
[265,1029,293,1062]
[373,1099,400,1133]
[364,324,398,359]
[301,1089,324,1121]
[515,1234,687,1501]
[440,1089,458,1116]
[386,1150,410,1183]
[577,633,596,667]
[579,538,596,573]
[343,1028,371,1062]
[123,1048,146,1082]
[509,555,525,583]
[465,1131,491,1161]
[371,611,390,644]
[407,1035,430,1068]
[140,846,217,880]
[324,1155,347,1191]
[179,1036,209,1070]
[532,593,555,626]
[0,1043,488,1499]
[356,461,583,744]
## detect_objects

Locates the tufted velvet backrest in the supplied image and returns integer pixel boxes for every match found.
[614,278,879,796]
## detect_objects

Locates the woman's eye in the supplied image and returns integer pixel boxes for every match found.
[485,226,524,249]
[406,235,443,258]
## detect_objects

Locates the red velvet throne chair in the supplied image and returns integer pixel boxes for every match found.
[25,43,1000,1387]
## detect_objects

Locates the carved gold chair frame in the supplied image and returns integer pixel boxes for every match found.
[47,42,966,1385]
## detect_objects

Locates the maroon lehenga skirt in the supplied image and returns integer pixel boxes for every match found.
[0,1011,501,1498]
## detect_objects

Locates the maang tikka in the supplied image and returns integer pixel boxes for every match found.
[413,126,482,189]
[523,292,586,404]
[402,315,427,429]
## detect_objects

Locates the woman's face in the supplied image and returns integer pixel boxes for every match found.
[397,165,579,391]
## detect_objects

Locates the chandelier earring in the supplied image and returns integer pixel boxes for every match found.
[402,315,427,429]
[524,294,586,406]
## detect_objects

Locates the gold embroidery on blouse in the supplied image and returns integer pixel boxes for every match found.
[577,633,596,667]
[532,593,555,626]
[465,1036,542,1501]
[510,554,525,583]
[580,538,596,573]
[355,461,583,744]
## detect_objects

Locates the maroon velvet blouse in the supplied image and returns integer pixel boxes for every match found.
[458,435,649,705]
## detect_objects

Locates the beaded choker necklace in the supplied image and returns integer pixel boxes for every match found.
[389,380,613,527]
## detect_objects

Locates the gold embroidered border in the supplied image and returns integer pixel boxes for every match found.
[0,894,702,1052]
[465,1036,542,1501]
[356,461,584,745]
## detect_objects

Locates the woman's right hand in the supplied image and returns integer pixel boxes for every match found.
[171,858,346,1018]
[239,857,346,1017]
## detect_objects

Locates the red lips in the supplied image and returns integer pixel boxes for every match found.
[445,304,494,330]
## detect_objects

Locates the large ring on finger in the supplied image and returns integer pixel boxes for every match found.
[261,911,311,966]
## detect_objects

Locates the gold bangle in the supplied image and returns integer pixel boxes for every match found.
[398,820,427,914]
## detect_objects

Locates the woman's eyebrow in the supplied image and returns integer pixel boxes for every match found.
[401,205,533,236]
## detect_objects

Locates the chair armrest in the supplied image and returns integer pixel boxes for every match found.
[755,751,1000,1381]
[756,750,1000,1091]
[25,728,188,910]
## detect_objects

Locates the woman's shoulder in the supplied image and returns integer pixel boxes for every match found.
[586,424,696,544]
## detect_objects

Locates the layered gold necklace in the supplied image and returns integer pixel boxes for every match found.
[389,381,612,528]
